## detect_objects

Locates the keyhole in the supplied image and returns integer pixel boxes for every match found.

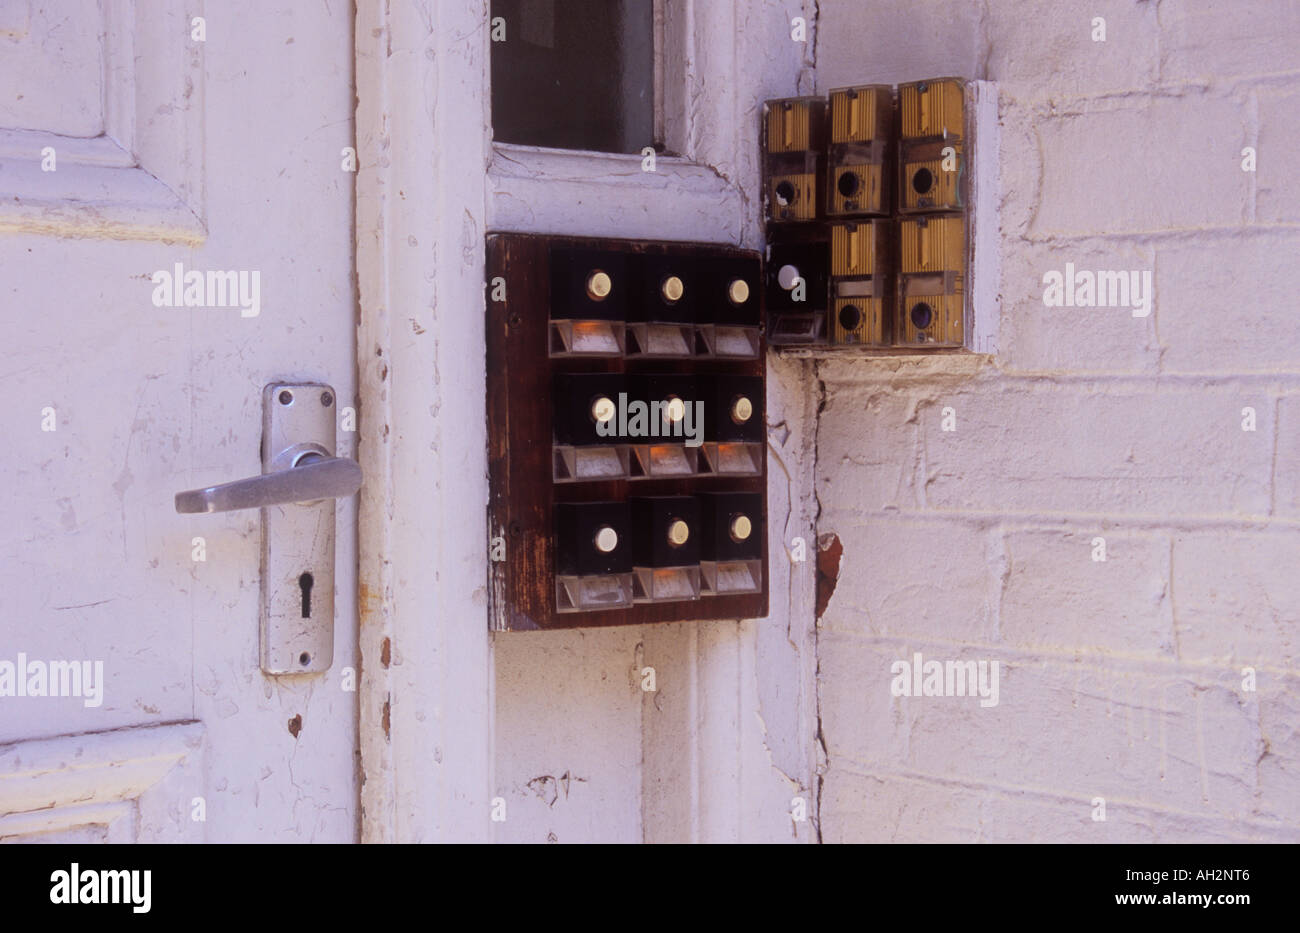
[299,572,314,618]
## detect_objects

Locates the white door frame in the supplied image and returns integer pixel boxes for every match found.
[354,0,821,843]
[354,0,494,843]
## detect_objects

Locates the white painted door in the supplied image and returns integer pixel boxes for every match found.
[0,1,358,842]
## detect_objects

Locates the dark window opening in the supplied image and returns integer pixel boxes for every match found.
[491,0,655,154]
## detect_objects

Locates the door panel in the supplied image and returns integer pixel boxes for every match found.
[0,2,357,842]
[0,0,104,136]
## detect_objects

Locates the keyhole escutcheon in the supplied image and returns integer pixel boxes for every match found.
[299,572,314,618]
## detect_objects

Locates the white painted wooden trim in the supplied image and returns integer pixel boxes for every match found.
[969,80,1002,356]
[0,721,203,842]
[103,0,137,152]
[0,131,136,169]
[0,801,136,843]
[488,145,743,243]
[0,0,204,244]
[355,0,494,844]
[0,160,206,243]
[653,0,668,147]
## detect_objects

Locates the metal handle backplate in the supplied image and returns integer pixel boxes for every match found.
[175,383,357,675]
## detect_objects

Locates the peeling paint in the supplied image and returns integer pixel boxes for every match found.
[526,770,587,808]
[815,533,842,619]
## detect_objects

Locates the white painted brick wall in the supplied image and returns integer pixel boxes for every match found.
[1158,0,1300,83]
[1155,232,1300,373]
[1257,86,1300,222]
[999,529,1173,654]
[999,239,1160,373]
[985,0,1161,100]
[813,0,1300,842]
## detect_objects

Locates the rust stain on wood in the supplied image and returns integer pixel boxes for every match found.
[359,582,384,625]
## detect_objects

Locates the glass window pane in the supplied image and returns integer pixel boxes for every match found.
[491,0,655,154]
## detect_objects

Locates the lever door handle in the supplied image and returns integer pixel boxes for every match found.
[180,382,352,674]
[175,454,361,514]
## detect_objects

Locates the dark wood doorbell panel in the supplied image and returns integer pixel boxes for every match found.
[486,233,768,631]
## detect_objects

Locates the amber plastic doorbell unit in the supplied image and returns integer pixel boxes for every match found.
[898,78,965,214]
[898,214,965,346]
[763,97,826,226]
[827,84,893,219]
[761,77,971,351]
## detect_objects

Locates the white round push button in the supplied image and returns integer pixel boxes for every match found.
[663,396,686,423]
[728,278,750,305]
[667,519,690,547]
[777,264,801,290]
[587,270,612,299]
[731,396,754,424]
[661,275,684,302]
[593,526,619,553]
[591,396,616,423]
[730,515,753,542]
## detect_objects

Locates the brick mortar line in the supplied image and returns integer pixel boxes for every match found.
[1003,70,1300,113]
[812,508,1300,532]
[822,761,1300,840]
[819,368,1300,389]
[817,628,1300,679]
[1018,222,1300,244]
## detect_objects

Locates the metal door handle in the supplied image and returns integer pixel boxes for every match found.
[174,454,361,514]
[175,382,355,675]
